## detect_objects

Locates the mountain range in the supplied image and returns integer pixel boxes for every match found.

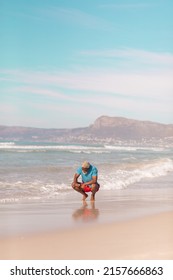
[1,116,173,144]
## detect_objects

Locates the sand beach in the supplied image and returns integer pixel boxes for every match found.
[1,186,173,260]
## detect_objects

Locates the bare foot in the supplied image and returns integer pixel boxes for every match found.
[83,201,88,207]
[82,193,88,201]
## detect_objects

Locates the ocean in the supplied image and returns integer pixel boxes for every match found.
[1,141,173,203]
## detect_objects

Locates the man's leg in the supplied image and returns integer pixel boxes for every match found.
[72,182,88,200]
[90,183,100,201]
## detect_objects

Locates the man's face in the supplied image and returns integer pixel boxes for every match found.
[82,167,89,174]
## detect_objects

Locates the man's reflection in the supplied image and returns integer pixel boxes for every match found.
[72,201,99,222]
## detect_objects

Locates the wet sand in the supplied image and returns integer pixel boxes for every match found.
[1,184,173,260]
[1,210,173,260]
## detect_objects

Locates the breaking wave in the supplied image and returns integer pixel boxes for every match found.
[0,142,168,153]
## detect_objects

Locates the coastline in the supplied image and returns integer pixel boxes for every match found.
[1,211,173,260]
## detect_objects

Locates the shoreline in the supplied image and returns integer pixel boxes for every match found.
[1,186,173,238]
[1,210,173,260]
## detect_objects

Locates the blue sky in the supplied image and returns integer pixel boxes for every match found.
[0,0,173,128]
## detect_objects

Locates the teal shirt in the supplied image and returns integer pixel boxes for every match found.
[76,165,98,183]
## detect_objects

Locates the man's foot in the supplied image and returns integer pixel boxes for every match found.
[83,201,88,207]
[82,193,88,201]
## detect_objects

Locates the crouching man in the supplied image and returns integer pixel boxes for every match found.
[72,161,100,201]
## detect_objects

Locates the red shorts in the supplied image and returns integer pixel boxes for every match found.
[83,184,100,192]
[83,185,92,192]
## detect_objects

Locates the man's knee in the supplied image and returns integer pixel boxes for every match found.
[91,183,99,192]
[72,182,81,190]
[72,182,76,189]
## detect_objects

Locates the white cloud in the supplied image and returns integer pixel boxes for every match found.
[59,71,172,99]
[40,6,110,30]
[1,56,173,103]
[0,104,18,114]
[1,48,173,126]
[12,86,67,100]
[80,48,173,67]
[100,3,156,9]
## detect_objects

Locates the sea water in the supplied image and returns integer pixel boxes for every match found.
[0,141,173,203]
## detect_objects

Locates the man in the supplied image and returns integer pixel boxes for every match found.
[72,161,100,201]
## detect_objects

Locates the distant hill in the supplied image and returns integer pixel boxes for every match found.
[1,116,173,144]
[89,116,173,140]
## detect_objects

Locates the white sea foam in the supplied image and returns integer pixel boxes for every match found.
[69,150,110,154]
[100,158,173,190]
[0,143,167,153]
[0,142,15,147]
[0,143,97,149]
[104,145,165,152]
[0,181,72,203]
[0,143,105,152]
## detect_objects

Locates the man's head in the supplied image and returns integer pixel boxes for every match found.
[82,161,90,173]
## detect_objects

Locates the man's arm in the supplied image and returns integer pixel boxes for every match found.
[73,173,80,184]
